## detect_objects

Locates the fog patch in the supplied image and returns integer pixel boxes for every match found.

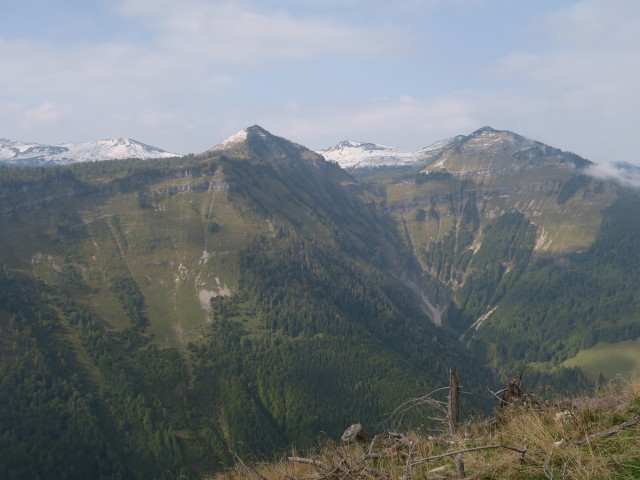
[584,162,640,189]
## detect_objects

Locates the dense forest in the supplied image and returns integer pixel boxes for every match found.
[0,225,494,478]
[471,188,640,368]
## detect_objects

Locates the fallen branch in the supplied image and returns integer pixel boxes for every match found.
[487,387,507,403]
[361,453,393,459]
[365,434,380,455]
[288,456,332,471]
[410,443,528,467]
[570,414,640,446]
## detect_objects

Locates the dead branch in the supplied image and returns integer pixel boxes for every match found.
[288,456,332,471]
[365,434,380,455]
[361,453,392,459]
[569,414,640,446]
[404,435,420,479]
[409,443,528,467]
[455,453,465,478]
[487,387,507,402]
[388,386,450,426]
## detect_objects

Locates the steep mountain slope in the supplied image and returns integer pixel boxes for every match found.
[355,126,638,382]
[0,125,493,479]
[0,137,177,165]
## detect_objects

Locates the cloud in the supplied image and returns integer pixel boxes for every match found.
[479,0,640,163]
[0,0,408,147]
[113,0,406,64]
[547,0,640,48]
[2,0,640,161]
[585,162,640,189]
[24,102,69,123]
[493,0,640,111]
[261,92,482,150]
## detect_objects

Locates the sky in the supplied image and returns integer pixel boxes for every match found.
[1,0,640,164]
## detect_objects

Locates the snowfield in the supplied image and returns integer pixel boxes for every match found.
[0,137,178,166]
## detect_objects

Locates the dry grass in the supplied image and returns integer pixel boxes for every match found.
[210,376,640,480]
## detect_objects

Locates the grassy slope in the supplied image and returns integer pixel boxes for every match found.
[0,161,270,347]
[213,375,640,480]
[562,339,640,380]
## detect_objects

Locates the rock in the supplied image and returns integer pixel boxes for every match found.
[341,423,372,443]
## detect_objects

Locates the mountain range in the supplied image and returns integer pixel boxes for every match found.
[1,124,640,479]
[0,137,177,166]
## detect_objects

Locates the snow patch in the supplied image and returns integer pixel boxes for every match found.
[317,135,465,169]
[210,128,248,151]
[317,140,418,168]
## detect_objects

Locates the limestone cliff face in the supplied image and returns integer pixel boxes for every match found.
[353,126,624,364]
[378,127,614,269]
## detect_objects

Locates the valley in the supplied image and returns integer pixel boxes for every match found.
[1,125,639,478]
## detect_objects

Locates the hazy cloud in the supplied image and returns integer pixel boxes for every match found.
[24,102,70,123]
[547,0,640,48]
[113,0,406,63]
[493,0,640,114]
[585,163,640,189]
[261,92,481,150]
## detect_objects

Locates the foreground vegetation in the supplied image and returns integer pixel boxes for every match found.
[213,375,640,480]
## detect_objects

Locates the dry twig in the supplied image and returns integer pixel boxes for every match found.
[569,414,640,446]
[288,457,332,471]
[409,443,528,467]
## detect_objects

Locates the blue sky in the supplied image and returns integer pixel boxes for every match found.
[1,0,639,164]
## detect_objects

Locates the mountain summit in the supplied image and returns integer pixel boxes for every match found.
[0,137,178,166]
[317,140,418,168]
[424,126,592,174]
[208,125,288,152]
[317,127,592,172]
[207,125,327,169]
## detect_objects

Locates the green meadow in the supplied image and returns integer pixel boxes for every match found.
[562,338,640,380]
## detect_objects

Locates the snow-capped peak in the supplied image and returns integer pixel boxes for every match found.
[0,137,178,166]
[317,140,418,169]
[209,128,249,151]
